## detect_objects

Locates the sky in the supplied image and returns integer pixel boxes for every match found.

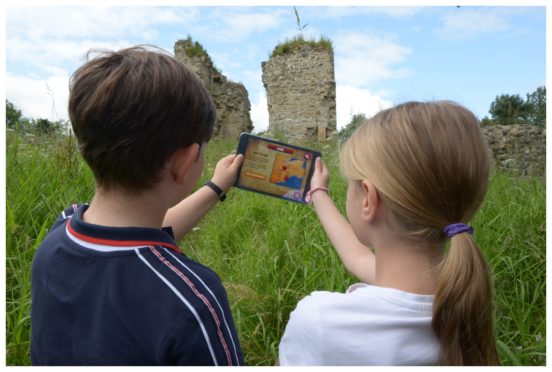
[4,3,547,133]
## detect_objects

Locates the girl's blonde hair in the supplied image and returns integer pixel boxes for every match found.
[340,101,499,365]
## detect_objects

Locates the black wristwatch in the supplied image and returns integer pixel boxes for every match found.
[204,180,227,202]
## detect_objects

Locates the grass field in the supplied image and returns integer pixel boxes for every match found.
[5,133,546,366]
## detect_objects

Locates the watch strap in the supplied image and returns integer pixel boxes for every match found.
[205,180,227,201]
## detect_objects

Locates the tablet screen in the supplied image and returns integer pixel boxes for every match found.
[236,135,318,203]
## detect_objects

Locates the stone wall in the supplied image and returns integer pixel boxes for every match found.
[482,124,545,178]
[262,44,336,141]
[174,39,253,139]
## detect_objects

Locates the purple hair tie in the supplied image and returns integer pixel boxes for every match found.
[444,223,473,238]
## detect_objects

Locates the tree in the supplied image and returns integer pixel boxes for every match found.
[489,94,532,125]
[6,100,23,129]
[339,113,367,140]
[480,116,496,127]
[525,86,546,127]
[32,118,63,136]
[5,99,66,136]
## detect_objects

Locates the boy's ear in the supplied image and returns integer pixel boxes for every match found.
[360,180,379,222]
[170,144,200,184]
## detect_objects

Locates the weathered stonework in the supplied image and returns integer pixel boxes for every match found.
[482,124,545,179]
[174,39,253,138]
[262,44,337,141]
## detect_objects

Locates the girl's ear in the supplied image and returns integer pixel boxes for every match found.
[360,180,379,222]
[170,144,200,184]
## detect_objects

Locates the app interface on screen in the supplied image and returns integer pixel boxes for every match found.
[238,138,314,201]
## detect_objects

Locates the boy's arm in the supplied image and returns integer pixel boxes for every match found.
[163,154,243,241]
[310,158,376,284]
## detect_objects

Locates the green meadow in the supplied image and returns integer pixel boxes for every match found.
[6,133,546,366]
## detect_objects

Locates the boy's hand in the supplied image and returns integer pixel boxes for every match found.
[211,154,244,192]
[310,157,329,189]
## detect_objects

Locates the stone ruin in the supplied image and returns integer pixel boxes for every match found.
[262,43,337,142]
[176,37,337,142]
[174,37,545,178]
[174,38,253,139]
[482,124,545,179]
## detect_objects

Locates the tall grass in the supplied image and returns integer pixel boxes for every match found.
[5,135,545,366]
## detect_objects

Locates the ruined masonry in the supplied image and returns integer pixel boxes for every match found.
[482,124,545,179]
[174,39,253,139]
[262,44,337,141]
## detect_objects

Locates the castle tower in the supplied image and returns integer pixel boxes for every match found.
[174,38,253,138]
[262,42,336,141]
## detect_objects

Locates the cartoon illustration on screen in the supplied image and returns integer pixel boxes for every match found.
[269,155,306,189]
[237,137,316,202]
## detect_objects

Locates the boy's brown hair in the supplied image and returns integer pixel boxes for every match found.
[68,45,215,193]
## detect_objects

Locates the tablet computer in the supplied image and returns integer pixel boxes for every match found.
[234,133,321,204]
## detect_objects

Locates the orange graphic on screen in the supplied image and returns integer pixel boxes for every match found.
[237,137,314,201]
[269,155,305,189]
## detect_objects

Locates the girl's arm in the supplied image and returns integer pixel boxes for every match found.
[310,158,376,284]
[163,154,243,241]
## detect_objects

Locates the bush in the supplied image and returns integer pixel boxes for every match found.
[338,113,367,141]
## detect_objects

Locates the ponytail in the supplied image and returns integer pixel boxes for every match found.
[432,232,499,365]
[340,101,497,365]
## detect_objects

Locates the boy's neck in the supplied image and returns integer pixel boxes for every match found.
[83,187,169,229]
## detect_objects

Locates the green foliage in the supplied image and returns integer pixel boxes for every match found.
[6,134,93,365]
[270,7,330,58]
[6,100,23,129]
[184,35,208,58]
[6,137,546,366]
[183,35,221,74]
[271,35,333,58]
[489,94,531,125]
[32,118,63,136]
[472,170,546,365]
[488,86,546,127]
[5,100,68,136]
[338,113,367,141]
[480,116,497,127]
[6,100,34,133]
[525,86,546,127]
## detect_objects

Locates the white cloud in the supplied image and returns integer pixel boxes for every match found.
[7,37,134,76]
[250,91,269,134]
[6,74,71,122]
[6,7,196,40]
[6,7,198,74]
[238,69,263,93]
[310,6,422,20]
[334,32,412,86]
[204,8,286,41]
[336,85,393,130]
[437,8,511,40]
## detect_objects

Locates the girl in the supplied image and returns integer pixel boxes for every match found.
[278,101,499,366]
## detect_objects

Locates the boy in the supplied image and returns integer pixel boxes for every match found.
[30,46,244,366]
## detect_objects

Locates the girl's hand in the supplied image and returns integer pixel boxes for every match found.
[211,154,244,192]
[310,157,329,189]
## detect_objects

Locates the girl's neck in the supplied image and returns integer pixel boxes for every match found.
[374,242,442,295]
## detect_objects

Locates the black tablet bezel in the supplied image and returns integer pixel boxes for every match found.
[234,133,321,204]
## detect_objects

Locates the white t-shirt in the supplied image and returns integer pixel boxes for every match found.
[278,283,441,366]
